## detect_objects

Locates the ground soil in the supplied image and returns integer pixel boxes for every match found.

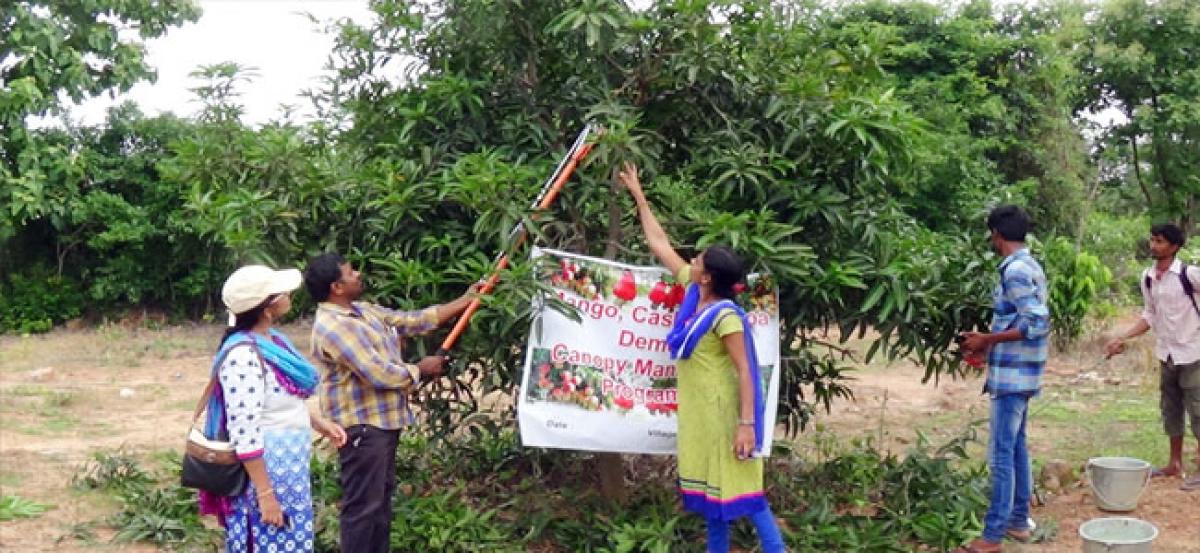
[1,319,1197,552]
[816,361,1200,552]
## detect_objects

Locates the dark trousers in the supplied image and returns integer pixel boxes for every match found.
[338,424,400,553]
[1160,358,1200,440]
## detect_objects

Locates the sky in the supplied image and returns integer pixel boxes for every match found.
[50,0,376,127]
[50,0,1056,129]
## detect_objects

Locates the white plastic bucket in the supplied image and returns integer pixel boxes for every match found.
[1079,517,1158,553]
[1086,457,1151,512]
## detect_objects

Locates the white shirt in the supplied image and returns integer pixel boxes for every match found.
[218,344,311,458]
[1140,260,1200,365]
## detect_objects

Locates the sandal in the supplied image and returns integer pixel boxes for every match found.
[953,538,1002,553]
[1151,466,1181,478]
[1005,527,1032,542]
[1181,475,1200,492]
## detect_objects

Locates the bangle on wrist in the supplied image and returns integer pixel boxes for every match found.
[737,419,754,426]
[257,489,274,498]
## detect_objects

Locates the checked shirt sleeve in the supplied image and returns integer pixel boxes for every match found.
[362,303,439,337]
[313,316,420,390]
[1003,261,1050,340]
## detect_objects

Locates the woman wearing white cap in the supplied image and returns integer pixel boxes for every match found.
[198,265,348,553]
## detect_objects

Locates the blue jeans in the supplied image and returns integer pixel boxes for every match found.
[706,507,785,553]
[982,393,1033,543]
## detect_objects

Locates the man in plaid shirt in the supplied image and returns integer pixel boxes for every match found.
[956,205,1050,553]
[303,252,478,553]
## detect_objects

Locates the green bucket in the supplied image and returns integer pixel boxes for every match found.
[1079,517,1158,553]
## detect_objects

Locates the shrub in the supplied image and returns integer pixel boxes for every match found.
[70,450,217,551]
[0,265,85,333]
[0,495,52,521]
[1043,237,1112,347]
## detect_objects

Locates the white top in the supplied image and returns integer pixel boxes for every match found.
[218,344,311,459]
[1140,260,1200,365]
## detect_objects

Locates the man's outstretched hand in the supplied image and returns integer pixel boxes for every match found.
[417,355,447,379]
[959,331,991,355]
[1104,338,1126,359]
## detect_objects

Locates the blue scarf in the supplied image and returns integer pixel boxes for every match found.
[666,283,766,454]
[202,330,319,440]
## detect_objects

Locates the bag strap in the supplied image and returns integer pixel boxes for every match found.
[1144,265,1200,317]
[190,338,268,425]
[1183,265,1200,316]
[191,376,218,425]
[998,256,1020,297]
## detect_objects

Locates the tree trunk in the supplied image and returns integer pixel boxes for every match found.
[1077,174,1102,250]
[595,170,628,503]
[605,169,624,260]
[1147,93,1177,200]
[1184,193,1196,238]
[595,452,628,502]
[1129,128,1153,207]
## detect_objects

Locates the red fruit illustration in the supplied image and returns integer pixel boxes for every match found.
[664,284,685,310]
[963,352,985,369]
[576,275,592,297]
[648,280,668,308]
[613,397,634,410]
[612,270,638,302]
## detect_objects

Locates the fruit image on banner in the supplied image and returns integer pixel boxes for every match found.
[526,347,678,414]
[519,247,782,456]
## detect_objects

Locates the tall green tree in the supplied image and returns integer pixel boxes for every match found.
[1080,0,1200,233]
[0,0,1116,435]
[825,0,1091,237]
[1,0,200,252]
[296,0,1010,432]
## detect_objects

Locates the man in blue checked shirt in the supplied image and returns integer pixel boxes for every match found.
[954,205,1050,553]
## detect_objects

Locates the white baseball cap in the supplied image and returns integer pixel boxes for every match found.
[221,265,302,316]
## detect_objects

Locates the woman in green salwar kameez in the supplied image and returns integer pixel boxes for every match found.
[618,163,786,553]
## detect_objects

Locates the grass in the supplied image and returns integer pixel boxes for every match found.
[56,521,100,546]
[1,317,1183,550]
[169,399,197,411]
[6,386,72,406]
[0,385,81,435]
[142,337,196,359]
[820,338,1171,484]
[0,470,21,488]
[0,322,224,374]
[1028,381,1165,467]
[66,450,219,550]
[0,494,53,521]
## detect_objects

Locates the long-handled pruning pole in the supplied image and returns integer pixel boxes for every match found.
[435,123,599,358]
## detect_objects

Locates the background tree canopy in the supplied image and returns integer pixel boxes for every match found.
[2,0,1196,430]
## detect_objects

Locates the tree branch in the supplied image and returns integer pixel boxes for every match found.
[1129,129,1153,207]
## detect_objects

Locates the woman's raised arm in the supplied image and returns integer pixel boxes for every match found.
[616,162,687,275]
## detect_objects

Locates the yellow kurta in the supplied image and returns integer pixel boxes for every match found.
[674,266,767,520]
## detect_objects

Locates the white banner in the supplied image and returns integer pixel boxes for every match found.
[518,247,781,456]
